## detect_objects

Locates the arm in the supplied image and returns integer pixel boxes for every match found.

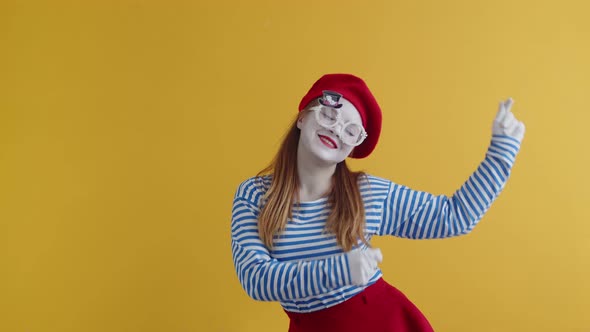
[379,98,525,239]
[231,195,352,302]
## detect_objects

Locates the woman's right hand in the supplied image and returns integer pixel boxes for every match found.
[492,98,525,141]
[346,248,383,286]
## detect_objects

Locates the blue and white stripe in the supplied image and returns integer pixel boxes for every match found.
[231,135,521,313]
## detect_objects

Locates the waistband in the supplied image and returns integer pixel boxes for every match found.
[284,278,386,319]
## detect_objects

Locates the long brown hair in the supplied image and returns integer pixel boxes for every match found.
[257,107,368,252]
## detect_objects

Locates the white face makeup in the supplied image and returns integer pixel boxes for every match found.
[297,98,364,165]
[311,106,367,146]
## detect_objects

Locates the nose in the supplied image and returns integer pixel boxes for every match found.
[330,123,343,137]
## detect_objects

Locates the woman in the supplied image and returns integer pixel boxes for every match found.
[230,74,525,331]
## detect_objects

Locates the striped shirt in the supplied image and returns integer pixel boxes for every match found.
[231,135,521,313]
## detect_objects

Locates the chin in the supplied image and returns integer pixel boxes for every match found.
[311,150,347,165]
[300,134,350,165]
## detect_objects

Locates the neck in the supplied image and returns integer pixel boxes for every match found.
[296,147,337,202]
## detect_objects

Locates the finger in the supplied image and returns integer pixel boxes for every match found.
[367,259,377,272]
[502,110,515,128]
[506,118,519,135]
[495,101,507,124]
[513,121,525,140]
[368,258,378,270]
[504,97,514,113]
[368,248,383,263]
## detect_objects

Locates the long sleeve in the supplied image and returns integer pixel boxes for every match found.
[379,134,522,238]
[231,181,352,302]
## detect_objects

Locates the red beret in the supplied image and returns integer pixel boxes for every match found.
[298,74,382,159]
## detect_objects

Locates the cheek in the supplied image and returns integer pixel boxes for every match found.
[342,145,355,155]
[305,123,323,136]
[302,123,316,136]
[300,116,315,129]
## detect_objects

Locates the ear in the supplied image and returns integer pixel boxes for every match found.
[296,116,304,129]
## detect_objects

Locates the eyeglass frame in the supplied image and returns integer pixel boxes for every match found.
[310,105,368,147]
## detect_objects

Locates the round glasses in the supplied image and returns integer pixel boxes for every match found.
[312,106,368,147]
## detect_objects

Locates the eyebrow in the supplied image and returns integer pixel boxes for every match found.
[339,111,363,126]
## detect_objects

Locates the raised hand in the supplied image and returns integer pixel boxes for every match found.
[492,98,526,141]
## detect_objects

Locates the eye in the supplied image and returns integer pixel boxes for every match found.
[320,108,338,121]
[345,125,361,137]
[321,112,334,120]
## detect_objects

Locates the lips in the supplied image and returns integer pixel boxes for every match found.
[318,134,338,149]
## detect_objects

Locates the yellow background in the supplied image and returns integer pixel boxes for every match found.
[1,1,589,331]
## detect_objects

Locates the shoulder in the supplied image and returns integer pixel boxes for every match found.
[356,174,394,201]
[358,173,393,190]
[234,175,272,205]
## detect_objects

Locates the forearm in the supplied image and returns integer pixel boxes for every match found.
[449,134,522,233]
[382,135,522,238]
[231,197,352,301]
[232,239,351,301]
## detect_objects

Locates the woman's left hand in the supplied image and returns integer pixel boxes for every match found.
[492,98,526,141]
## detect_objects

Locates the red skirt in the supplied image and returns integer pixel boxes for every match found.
[284,278,434,332]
